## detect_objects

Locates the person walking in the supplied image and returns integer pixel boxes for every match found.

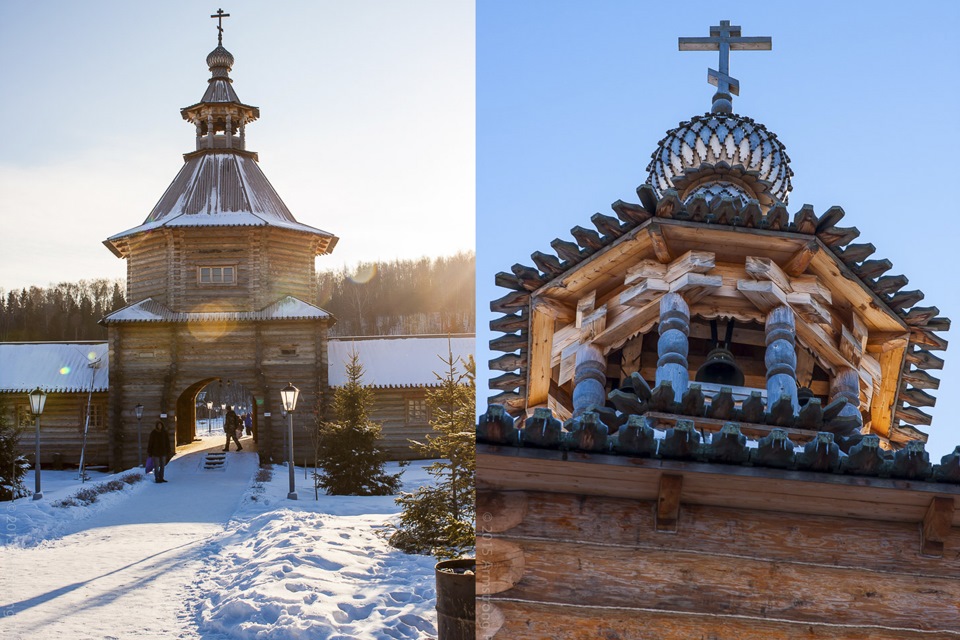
[243,413,253,436]
[147,420,171,483]
[223,405,242,452]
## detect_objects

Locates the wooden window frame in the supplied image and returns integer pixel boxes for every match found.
[80,403,106,430]
[405,395,429,425]
[197,265,237,286]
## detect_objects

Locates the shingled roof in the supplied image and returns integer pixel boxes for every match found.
[488,184,949,442]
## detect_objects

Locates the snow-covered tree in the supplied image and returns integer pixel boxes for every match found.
[388,349,475,559]
[314,351,401,496]
[0,400,29,501]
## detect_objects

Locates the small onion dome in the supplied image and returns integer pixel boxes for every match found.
[646,113,793,209]
[206,45,235,72]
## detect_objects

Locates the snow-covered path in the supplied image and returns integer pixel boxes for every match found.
[0,444,439,640]
[0,446,259,639]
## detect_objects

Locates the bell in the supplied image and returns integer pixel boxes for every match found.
[695,319,745,387]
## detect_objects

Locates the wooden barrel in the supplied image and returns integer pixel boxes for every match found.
[435,558,475,639]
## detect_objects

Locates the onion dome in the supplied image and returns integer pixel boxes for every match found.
[646,113,793,210]
[206,45,235,74]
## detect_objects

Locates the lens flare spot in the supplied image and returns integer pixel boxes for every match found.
[347,263,377,285]
[87,351,98,361]
[60,366,71,375]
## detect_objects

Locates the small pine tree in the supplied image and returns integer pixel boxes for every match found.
[388,348,475,560]
[0,400,29,501]
[314,351,402,495]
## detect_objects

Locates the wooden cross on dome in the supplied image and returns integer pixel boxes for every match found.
[679,20,771,114]
[211,8,230,46]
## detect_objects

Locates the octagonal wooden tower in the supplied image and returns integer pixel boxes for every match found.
[478,21,958,639]
[102,35,338,469]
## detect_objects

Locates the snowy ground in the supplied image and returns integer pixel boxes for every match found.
[0,435,439,639]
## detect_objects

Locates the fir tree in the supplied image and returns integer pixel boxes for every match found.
[314,351,402,496]
[0,399,29,501]
[387,349,475,559]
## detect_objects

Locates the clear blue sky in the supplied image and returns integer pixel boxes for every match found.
[0,0,474,292]
[477,1,960,457]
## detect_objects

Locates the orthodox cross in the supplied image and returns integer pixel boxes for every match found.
[679,20,771,113]
[211,8,230,46]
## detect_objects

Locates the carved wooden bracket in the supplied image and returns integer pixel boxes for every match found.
[656,473,683,533]
[920,496,955,557]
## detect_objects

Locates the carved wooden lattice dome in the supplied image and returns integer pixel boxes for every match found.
[646,113,793,210]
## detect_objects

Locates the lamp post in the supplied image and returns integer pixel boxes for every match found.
[280,382,300,500]
[28,387,47,500]
[135,403,144,467]
[206,401,213,434]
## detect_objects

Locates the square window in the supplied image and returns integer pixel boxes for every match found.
[405,398,428,425]
[82,404,105,430]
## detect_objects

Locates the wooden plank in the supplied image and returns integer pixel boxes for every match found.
[648,221,672,263]
[808,244,908,334]
[487,600,960,640]
[527,306,555,407]
[620,278,669,307]
[871,344,904,439]
[478,447,960,525]
[921,496,955,557]
[782,239,820,276]
[737,278,788,313]
[488,537,960,630]
[656,474,683,533]
[490,490,960,577]
[787,291,832,325]
[745,255,793,293]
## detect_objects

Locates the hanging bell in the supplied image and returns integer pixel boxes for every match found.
[695,319,745,387]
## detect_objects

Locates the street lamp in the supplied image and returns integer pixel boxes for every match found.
[280,382,300,500]
[28,387,47,500]
[135,403,144,467]
[206,401,213,434]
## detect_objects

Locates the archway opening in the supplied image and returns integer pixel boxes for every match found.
[174,378,260,450]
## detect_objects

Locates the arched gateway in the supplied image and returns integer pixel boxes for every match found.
[101,32,338,470]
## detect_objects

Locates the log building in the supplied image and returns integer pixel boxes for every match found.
[0,343,109,467]
[328,335,474,459]
[477,21,959,639]
[99,32,337,469]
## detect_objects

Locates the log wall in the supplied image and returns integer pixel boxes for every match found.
[107,318,329,470]
[8,392,110,467]
[477,464,960,638]
[123,228,318,313]
[368,388,437,460]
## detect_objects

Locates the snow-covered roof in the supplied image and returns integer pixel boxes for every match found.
[103,296,332,324]
[0,343,109,393]
[104,151,337,258]
[328,335,474,388]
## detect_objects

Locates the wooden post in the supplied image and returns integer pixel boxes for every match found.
[195,121,203,151]
[765,305,798,414]
[830,367,862,429]
[656,293,689,402]
[207,114,214,149]
[572,344,606,417]
[225,114,233,149]
[239,119,246,149]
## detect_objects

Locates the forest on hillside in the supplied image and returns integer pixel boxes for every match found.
[318,252,475,336]
[0,279,126,342]
[0,253,475,342]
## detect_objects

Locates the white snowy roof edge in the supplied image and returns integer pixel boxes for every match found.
[103,296,332,324]
[0,343,109,393]
[327,336,475,388]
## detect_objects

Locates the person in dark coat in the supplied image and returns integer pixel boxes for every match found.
[147,420,171,483]
[223,405,242,452]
